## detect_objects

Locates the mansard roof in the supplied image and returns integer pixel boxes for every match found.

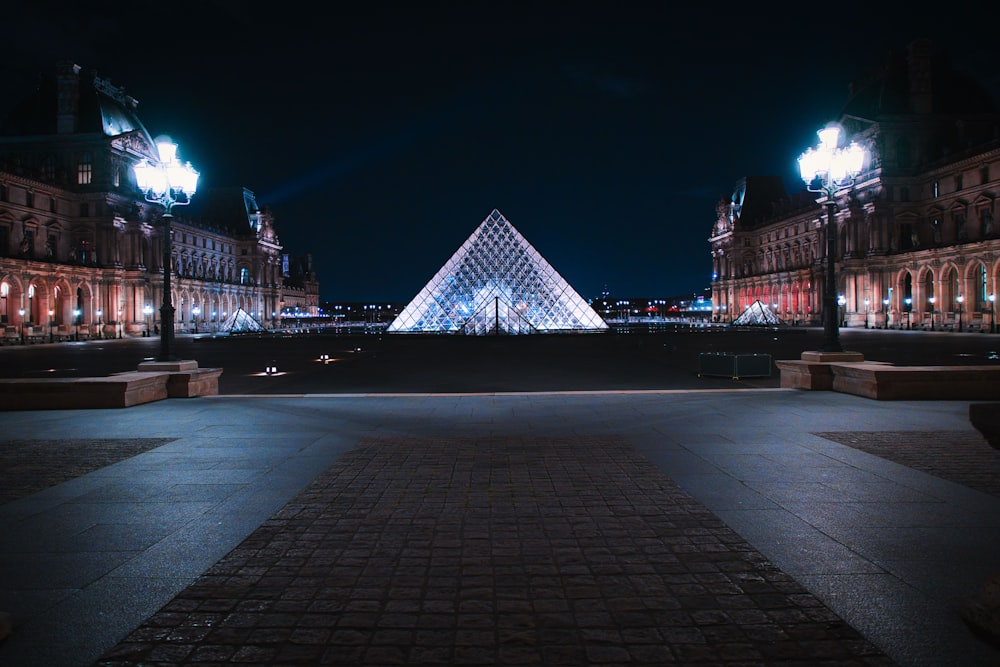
[842,38,997,119]
[0,61,154,146]
[184,186,264,238]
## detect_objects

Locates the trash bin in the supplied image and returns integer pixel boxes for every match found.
[698,352,772,379]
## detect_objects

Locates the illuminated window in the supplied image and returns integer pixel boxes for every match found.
[77,152,93,185]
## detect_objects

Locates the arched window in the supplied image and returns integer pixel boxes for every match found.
[240,267,249,285]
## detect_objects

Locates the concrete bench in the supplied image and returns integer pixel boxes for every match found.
[0,366,223,410]
[0,372,170,409]
[776,359,1000,400]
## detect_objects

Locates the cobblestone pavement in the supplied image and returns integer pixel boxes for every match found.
[4,422,998,665]
[96,436,892,666]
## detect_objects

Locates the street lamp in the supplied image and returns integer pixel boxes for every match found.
[904,297,912,329]
[143,304,153,337]
[956,294,964,332]
[48,309,54,343]
[883,298,890,329]
[18,308,25,343]
[96,309,103,338]
[929,296,936,331]
[192,305,200,334]
[798,124,867,352]
[990,293,996,333]
[837,294,846,327]
[133,137,199,361]
[73,308,81,340]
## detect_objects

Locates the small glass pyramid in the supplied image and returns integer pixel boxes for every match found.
[220,308,264,333]
[387,209,608,335]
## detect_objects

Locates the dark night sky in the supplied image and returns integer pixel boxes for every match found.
[4,3,999,303]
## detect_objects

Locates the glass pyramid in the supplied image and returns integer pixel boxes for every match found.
[387,209,608,335]
[221,307,264,333]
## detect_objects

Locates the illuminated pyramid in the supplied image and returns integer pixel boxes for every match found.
[387,209,608,335]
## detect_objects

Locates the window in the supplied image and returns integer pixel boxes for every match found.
[0,282,7,323]
[25,191,34,208]
[240,267,250,285]
[900,186,909,202]
[77,152,93,185]
[981,209,994,236]
[955,174,964,191]
[20,229,34,257]
[977,265,989,309]
[982,166,990,185]
[900,223,914,250]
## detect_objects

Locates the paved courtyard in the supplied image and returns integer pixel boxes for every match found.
[0,331,999,665]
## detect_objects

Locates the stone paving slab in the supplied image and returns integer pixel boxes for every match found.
[95,436,891,666]
[813,431,1000,499]
[0,439,176,505]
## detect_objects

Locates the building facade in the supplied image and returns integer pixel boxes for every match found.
[710,39,1000,332]
[0,61,318,342]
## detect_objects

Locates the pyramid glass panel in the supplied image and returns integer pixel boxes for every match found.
[388,209,608,335]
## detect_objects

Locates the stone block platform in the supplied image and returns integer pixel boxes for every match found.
[0,362,222,410]
[776,354,1000,400]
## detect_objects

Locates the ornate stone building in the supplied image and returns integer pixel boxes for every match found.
[0,61,319,342]
[710,39,1000,332]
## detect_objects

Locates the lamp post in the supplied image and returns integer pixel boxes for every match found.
[798,124,866,352]
[990,293,996,333]
[133,137,199,361]
[956,294,964,332]
[863,298,869,328]
[73,308,81,340]
[883,298,890,329]
[48,309,54,343]
[904,297,912,329]
[837,295,846,327]
[143,304,153,337]
[192,305,200,334]
[18,308,25,343]
[929,296,936,330]
[96,309,103,338]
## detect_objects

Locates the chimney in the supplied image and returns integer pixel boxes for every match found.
[56,60,81,134]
